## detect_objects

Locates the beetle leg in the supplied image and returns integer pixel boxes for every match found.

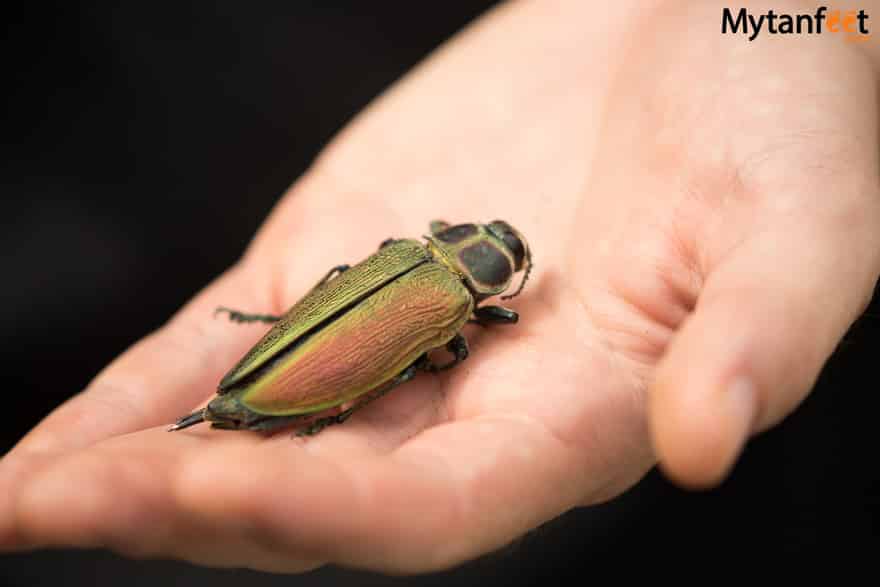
[215,307,282,324]
[214,265,350,323]
[296,363,419,436]
[468,305,519,327]
[420,333,469,372]
[429,220,450,235]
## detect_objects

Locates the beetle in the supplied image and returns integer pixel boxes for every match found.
[168,219,532,436]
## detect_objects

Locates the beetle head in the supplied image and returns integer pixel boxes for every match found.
[428,221,532,301]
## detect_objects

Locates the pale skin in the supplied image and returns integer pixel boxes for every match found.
[2,0,879,573]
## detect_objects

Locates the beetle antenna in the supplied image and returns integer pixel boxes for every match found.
[501,251,532,301]
[168,409,206,431]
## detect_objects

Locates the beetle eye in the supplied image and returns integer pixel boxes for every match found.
[488,220,525,271]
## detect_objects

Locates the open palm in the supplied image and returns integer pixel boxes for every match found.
[3,0,878,573]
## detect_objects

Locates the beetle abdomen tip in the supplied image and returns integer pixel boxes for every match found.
[168,409,206,431]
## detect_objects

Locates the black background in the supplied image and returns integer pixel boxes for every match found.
[2,2,878,583]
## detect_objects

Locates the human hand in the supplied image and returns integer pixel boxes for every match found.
[2,0,878,573]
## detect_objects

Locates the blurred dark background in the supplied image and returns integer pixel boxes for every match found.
[2,1,878,583]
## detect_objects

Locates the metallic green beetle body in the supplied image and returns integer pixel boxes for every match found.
[169,220,532,435]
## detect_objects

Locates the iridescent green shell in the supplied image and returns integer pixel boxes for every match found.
[234,261,473,415]
[218,239,430,392]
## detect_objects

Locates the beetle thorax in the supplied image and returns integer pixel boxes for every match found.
[426,223,515,299]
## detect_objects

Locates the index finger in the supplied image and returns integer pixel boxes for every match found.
[9,262,269,457]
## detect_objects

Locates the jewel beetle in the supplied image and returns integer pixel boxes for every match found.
[169,219,532,436]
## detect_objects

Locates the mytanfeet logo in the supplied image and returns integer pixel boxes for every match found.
[722,5,870,42]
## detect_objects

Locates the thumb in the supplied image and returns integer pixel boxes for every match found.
[650,220,880,489]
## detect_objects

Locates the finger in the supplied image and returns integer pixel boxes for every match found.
[170,416,590,573]
[8,428,322,571]
[0,451,59,550]
[651,217,880,489]
[10,263,269,456]
[0,265,276,548]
